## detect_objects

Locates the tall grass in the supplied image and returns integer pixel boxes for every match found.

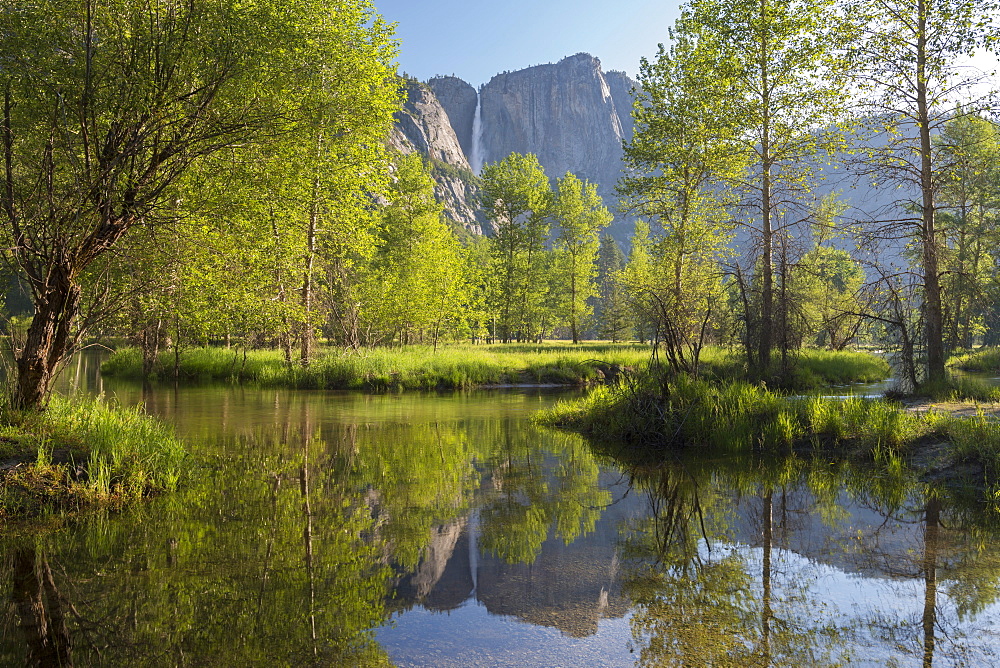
[102,343,890,392]
[949,347,1000,373]
[0,395,185,516]
[916,374,1000,402]
[103,343,654,390]
[534,371,1000,474]
[694,348,891,388]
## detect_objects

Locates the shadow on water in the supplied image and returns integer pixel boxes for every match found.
[0,350,997,665]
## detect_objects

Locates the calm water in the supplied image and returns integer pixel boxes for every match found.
[2,353,1000,666]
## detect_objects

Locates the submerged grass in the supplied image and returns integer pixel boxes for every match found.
[0,395,185,518]
[102,343,654,390]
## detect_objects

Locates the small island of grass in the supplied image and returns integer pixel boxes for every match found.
[534,370,1000,498]
[0,396,184,520]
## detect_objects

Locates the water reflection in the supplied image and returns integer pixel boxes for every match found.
[616,454,1000,666]
[0,359,993,665]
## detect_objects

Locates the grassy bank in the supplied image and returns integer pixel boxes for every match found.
[102,343,655,390]
[101,343,890,391]
[0,396,185,518]
[950,347,1000,373]
[533,374,1000,479]
[699,348,891,388]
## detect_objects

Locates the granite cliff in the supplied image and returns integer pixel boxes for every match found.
[426,76,479,166]
[391,55,638,241]
[389,78,486,235]
[479,54,628,195]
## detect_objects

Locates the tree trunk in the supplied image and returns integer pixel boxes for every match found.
[917,0,945,383]
[300,197,317,366]
[141,317,162,377]
[12,547,73,667]
[757,0,774,374]
[15,267,81,410]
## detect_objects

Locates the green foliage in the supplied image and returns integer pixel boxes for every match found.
[845,0,1000,381]
[0,0,402,406]
[550,173,612,343]
[357,153,469,346]
[480,153,553,342]
[592,235,631,341]
[935,115,1000,352]
[0,396,185,516]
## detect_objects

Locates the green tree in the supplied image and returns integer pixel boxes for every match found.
[670,0,851,372]
[620,221,658,344]
[480,153,552,342]
[0,0,399,407]
[934,114,1000,351]
[620,32,739,370]
[795,245,867,349]
[551,173,612,343]
[593,235,631,342]
[360,153,467,347]
[846,0,1000,381]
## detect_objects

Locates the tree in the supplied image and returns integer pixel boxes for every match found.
[551,173,611,343]
[480,153,552,342]
[0,0,398,408]
[668,0,851,373]
[360,153,467,347]
[593,235,631,342]
[846,0,1000,381]
[620,33,738,370]
[934,114,1000,351]
[620,221,657,344]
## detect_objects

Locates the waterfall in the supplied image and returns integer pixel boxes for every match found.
[470,92,485,175]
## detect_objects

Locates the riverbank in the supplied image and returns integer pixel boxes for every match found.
[101,343,652,389]
[100,343,890,391]
[533,375,1000,494]
[0,396,185,519]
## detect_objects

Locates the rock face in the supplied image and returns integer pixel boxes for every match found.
[604,70,637,144]
[391,55,640,240]
[478,54,637,242]
[480,53,626,190]
[427,76,479,164]
[391,79,470,169]
[390,78,486,234]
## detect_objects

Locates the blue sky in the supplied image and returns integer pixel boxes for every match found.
[374,1,997,92]
[373,0,682,87]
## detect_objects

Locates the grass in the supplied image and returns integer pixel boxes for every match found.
[533,372,1000,481]
[949,347,1000,373]
[101,343,890,392]
[695,347,891,389]
[102,343,655,390]
[914,375,1000,402]
[0,395,185,518]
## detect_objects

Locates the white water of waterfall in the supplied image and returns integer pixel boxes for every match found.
[470,94,485,175]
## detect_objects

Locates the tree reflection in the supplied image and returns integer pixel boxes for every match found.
[1,427,394,666]
[10,546,73,667]
[477,426,609,565]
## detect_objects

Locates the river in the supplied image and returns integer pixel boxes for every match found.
[2,352,1000,666]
